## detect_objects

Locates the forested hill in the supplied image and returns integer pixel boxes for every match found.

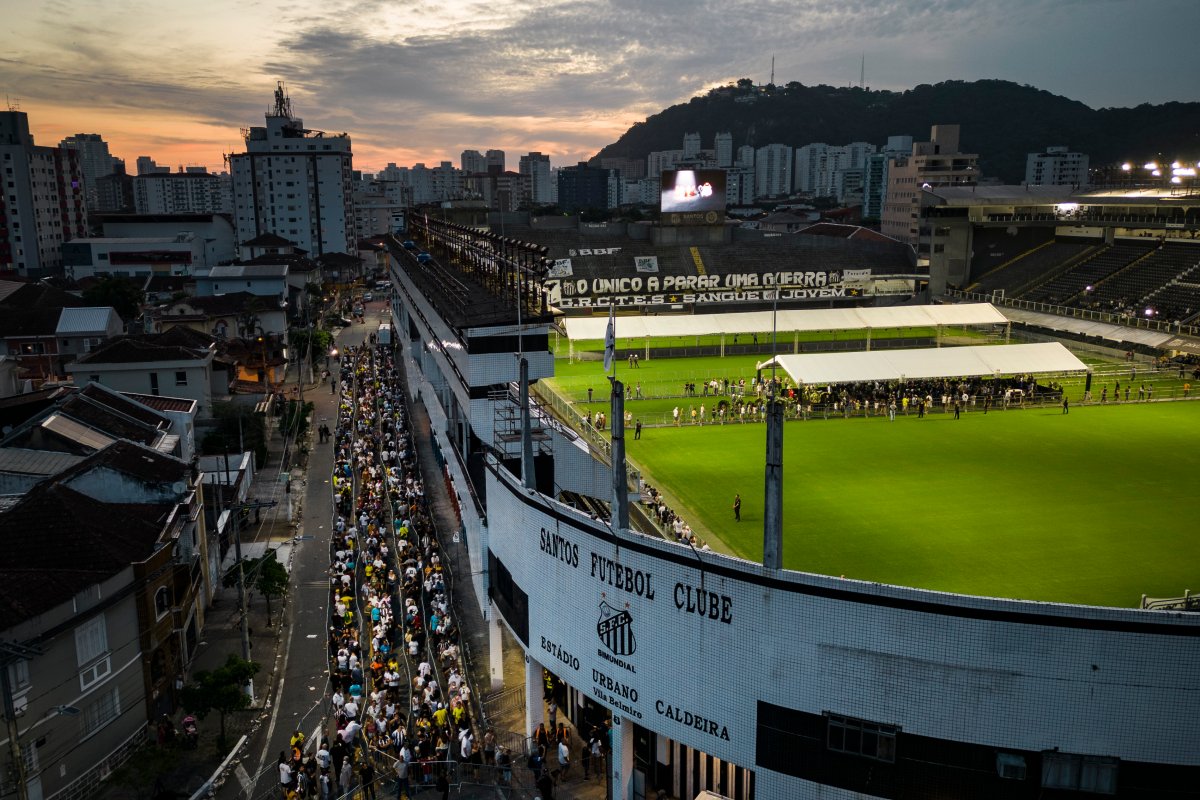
[592,79,1200,184]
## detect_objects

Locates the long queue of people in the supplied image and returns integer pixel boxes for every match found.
[277,345,498,800]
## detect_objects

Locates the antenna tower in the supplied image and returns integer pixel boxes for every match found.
[271,81,293,119]
[860,54,865,88]
[770,55,775,86]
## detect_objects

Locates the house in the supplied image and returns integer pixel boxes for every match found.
[243,253,322,323]
[65,329,223,418]
[143,274,193,304]
[0,282,92,383]
[195,265,288,320]
[237,232,300,262]
[56,307,125,364]
[0,441,209,800]
[323,249,368,286]
[155,291,288,338]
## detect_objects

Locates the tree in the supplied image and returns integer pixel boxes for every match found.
[224,550,289,626]
[202,402,268,467]
[82,277,144,322]
[179,654,260,750]
[288,327,333,368]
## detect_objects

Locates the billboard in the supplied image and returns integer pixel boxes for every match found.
[660,169,726,225]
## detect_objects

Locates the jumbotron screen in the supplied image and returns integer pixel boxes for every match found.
[660,169,727,214]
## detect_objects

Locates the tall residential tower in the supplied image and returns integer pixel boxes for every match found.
[228,83,354,256]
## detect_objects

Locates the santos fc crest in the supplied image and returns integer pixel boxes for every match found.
[597,601,636,656]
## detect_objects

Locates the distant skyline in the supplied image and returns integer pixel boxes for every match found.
[4,0,1199,174]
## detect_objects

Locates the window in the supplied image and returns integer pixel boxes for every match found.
[175,370,188,387]
[79,687,120,739]
[154,586,172,619]
[149,372,159,395]
[826,713,897,763]
[7,659,30,692]
[75,614,111,690]
[1042,752,1118,794]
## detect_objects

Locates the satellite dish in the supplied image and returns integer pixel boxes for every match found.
[172,481,187,494]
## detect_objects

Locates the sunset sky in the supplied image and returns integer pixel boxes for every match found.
[3,0,1198,174]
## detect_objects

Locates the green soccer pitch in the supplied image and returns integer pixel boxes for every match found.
[626,401,1200,608]
[545,359,1200,608]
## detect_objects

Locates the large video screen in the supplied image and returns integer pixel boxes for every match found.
[660,169,727,214]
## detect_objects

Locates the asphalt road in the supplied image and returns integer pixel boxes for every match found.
[223,307,381,800]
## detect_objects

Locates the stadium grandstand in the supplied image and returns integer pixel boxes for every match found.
[918,184,1200,333]
[497,219,918,312]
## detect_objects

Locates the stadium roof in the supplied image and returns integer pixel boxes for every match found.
[561,303,1008,341]
[758,343,1088,385]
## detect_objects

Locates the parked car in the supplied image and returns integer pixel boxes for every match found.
[363,292,374,302]
[324,314,353,328]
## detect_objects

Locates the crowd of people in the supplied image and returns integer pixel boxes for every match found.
[278,343,504,800]
[642,484,713,552]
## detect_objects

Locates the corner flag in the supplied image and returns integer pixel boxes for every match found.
[603,305,616,373]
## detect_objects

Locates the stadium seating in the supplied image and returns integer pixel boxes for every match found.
[1019,241,1157,305]
[1077,242,1200,315]
[1142,259,1200,322]
[970,240,1096,296]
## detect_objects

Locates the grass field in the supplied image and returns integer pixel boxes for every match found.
[543,349,1200,608]
[624,400,1200,607]
[547,352,1196,426]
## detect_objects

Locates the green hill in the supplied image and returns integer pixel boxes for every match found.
[593,79,1200,184]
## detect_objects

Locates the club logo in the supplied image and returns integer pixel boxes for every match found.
[597,600,636,656]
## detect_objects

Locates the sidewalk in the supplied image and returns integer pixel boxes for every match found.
[99,377,319,800]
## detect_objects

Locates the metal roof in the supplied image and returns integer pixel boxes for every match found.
[40,413,115,451]
[204,264,288,279]
[0,447,86,475]
[56,307,119,335]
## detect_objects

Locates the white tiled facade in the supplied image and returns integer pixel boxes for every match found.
[484,463,1200,798]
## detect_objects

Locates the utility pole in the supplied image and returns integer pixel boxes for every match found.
[224,449,254,702]
[2,641,44,800]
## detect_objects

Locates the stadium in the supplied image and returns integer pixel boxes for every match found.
[381,179,1200,799]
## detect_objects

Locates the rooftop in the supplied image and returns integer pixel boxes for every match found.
[204,264,289,279]
[0,482,174,630]
[56,307,119,335]
[242,232,294,247]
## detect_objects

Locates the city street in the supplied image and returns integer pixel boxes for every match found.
[222,306,378,800]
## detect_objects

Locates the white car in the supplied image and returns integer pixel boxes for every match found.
[362,292,374,302]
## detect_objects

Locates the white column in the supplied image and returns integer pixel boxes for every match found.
[488,617,504,692]
[610,713,635,800]
[525,655,545,739]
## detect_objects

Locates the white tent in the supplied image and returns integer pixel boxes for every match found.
[757,343,1089,385]
[560,303,1008,341]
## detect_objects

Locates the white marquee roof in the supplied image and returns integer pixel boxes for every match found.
[561,303,1007,341]
[758,343,1089,385]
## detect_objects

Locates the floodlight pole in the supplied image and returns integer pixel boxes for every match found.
[764,287,784,570]
[610,377,629,533]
